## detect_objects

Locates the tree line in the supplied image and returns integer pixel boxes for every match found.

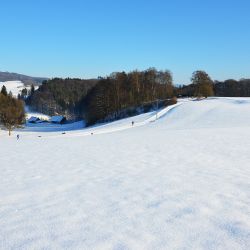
[214,78,250,97]
[26,69,250,125]
[27,68,176,125]
[177,71,250,98]
[26,68,176,124]
[2,68,249,135]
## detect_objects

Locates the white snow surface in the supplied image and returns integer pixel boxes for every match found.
[0,81,37,97]
[0,97,250,250]
[0,81,24,97]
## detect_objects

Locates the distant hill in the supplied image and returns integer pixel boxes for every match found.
[0,71,48,86]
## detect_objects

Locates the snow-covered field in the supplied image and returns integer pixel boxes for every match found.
[1,98,250,250]
[0,81,25,97]
[0,81,35,97]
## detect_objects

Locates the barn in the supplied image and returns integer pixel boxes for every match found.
[28,116,40,123]
[50,116,66,124]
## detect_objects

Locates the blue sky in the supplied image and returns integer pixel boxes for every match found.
[0,0,249,84]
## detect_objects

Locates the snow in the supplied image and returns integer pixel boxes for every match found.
[0,81,25,97]
[0,81,38,97]
[23,120,85,133]
[25,106,50,121]
[0,97,250,249]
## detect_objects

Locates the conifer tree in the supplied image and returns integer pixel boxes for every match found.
[1,85,7,96]
[30,84,35,95]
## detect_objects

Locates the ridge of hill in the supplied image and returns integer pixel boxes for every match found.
[0,71,48,86]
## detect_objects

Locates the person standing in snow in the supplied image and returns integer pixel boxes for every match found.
[16,134,20,140]
[131,121,134,126]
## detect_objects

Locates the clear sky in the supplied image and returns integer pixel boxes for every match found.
[0,0,249,84]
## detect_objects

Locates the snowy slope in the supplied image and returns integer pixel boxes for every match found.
[18,103,181,136]
[0,98,250,250]
[158,97,250,129]
[0,80,39,98]
[0,81,25,97]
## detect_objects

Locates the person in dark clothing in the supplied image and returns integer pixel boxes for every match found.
[16,134,20,140]
[131,121,134,126]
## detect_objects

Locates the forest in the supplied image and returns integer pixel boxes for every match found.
[27,68,176,125]
[83,69,175,124]
[214,79,250,97]
[26,78,97,119]
[177,74,250,98]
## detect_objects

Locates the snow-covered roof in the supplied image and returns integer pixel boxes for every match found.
[51,116,65,123]
[28,116,40,123]
[25,106,50,120]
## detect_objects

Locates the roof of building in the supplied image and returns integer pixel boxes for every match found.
[28,116,40,123]
[50,116,65,123]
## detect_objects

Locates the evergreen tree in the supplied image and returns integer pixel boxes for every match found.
[30,84,35,95]
[21,88,28,99]
[1,85,7,96]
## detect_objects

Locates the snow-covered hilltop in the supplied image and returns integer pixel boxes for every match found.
[0,98,250,249]
[0,80,26,97]
[0,80,40,98]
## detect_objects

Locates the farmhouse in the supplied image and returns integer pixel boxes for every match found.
[50,115,66,124]
[27,116,40,123]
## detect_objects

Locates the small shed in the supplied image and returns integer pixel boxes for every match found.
[28,116,40,123]
[50,115,66,124]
